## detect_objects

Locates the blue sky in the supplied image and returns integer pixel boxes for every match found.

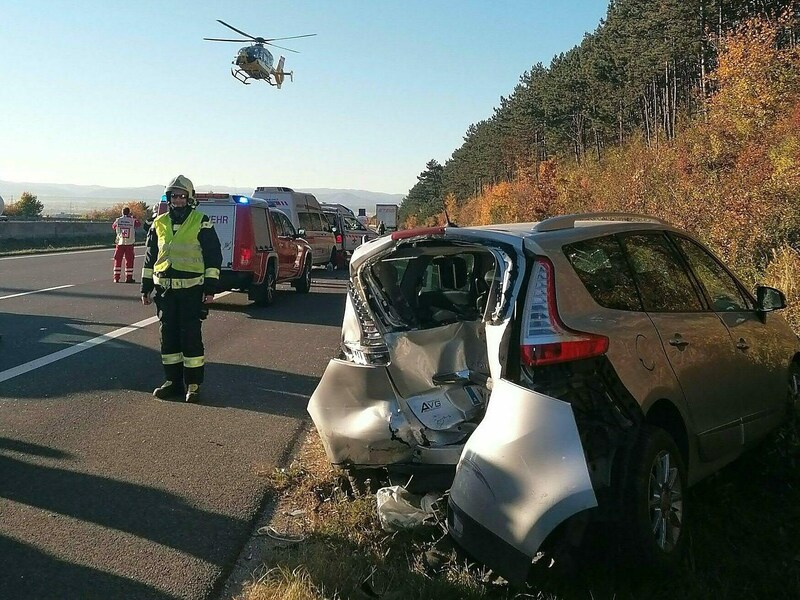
[0,1,608,194]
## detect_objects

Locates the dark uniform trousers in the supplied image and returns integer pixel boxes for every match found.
[154,285,206,385]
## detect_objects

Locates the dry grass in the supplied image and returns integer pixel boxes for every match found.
[764,244,800,330]
[236,429,524,600]
[241,566,325,600]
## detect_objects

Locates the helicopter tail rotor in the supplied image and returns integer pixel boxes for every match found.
[275,56,287,89]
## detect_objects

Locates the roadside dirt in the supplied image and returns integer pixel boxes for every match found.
[215,428,326,600]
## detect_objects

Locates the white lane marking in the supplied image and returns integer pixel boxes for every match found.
[258,388,310,399]
[0,291,233,384]
[0,284,76,301]
[0,248,114,261]
[0,315,159,384]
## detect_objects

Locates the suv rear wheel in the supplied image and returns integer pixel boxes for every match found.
[293,257,312,293]
[621,425,686,568]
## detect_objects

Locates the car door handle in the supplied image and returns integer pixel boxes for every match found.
[669,336,689,349]
[736,338,750,351]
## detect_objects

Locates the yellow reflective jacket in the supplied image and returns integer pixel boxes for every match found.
[153,210,205,278]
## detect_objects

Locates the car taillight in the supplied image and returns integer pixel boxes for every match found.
[240,247,252,265]
[336,233,343,244]
[344,281,389,365]
[520,258,608,366]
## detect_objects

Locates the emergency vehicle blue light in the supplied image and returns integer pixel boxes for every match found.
[234,195,249,204]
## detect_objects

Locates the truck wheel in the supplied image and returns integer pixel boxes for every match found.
[293,258,312,293]
[330,247,339,270]
[254,265,276,306]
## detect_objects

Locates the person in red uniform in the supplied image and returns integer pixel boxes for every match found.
[112,207,141,283]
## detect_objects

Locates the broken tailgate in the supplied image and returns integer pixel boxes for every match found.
[448,378,598,584]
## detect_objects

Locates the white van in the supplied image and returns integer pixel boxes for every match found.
[252,186,337,267]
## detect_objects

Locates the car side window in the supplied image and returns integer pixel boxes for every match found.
[280,213,296,237]
[298,211,313,232]
[672,235,754,312]
[619,233,705,312]
[271,212,285,236]
[323,213,337,229]
[563,235,642,311]
[316,212,331,232]
[252,207,272,248]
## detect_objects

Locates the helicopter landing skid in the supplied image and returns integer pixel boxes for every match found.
[231,67,252,85]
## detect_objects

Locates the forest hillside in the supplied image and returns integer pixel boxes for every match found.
[400,1,800,325]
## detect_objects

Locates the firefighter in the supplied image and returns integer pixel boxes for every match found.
[112,207,140,283]
[140,175,222,403]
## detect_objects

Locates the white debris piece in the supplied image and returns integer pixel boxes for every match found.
[376,486,435,531]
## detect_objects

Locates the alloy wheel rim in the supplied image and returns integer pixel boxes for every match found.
[648,449,683,552]
[267,272,275,301]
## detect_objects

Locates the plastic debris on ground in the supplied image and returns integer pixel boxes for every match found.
[256,525,306,543]
[375,486,440,532]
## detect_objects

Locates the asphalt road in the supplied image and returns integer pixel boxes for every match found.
[0,248,347,599]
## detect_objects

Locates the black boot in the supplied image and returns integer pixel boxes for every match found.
[153,380,184,400]
[185,384,200,403]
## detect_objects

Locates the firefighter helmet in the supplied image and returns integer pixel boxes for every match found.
[165,175,195,205]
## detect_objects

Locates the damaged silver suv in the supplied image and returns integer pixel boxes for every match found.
[308,213,800,582]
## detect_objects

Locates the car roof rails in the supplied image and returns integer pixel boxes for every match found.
[532,212,671,233]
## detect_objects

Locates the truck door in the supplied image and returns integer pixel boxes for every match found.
[273,210,301,279]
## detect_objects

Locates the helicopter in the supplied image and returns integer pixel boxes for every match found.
[204,20,315,88]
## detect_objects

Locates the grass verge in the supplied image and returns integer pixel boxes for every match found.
[235,421,800,600]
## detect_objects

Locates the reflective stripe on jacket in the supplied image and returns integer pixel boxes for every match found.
[153,211,205,283]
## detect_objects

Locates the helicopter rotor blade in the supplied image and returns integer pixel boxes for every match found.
[204,37,252,42]
[264,34,317,42]
[265,42,300,53]
[216,19,258,41]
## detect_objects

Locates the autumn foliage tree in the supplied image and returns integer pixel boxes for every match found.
[86,201,150,221]
[4,192,45,218]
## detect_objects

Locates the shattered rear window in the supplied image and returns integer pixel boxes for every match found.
[368,249,496,329]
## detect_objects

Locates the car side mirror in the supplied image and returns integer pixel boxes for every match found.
[756,285,786,312]
[295,228,306,238]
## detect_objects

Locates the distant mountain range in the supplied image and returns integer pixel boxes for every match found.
[0,179,405,216]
